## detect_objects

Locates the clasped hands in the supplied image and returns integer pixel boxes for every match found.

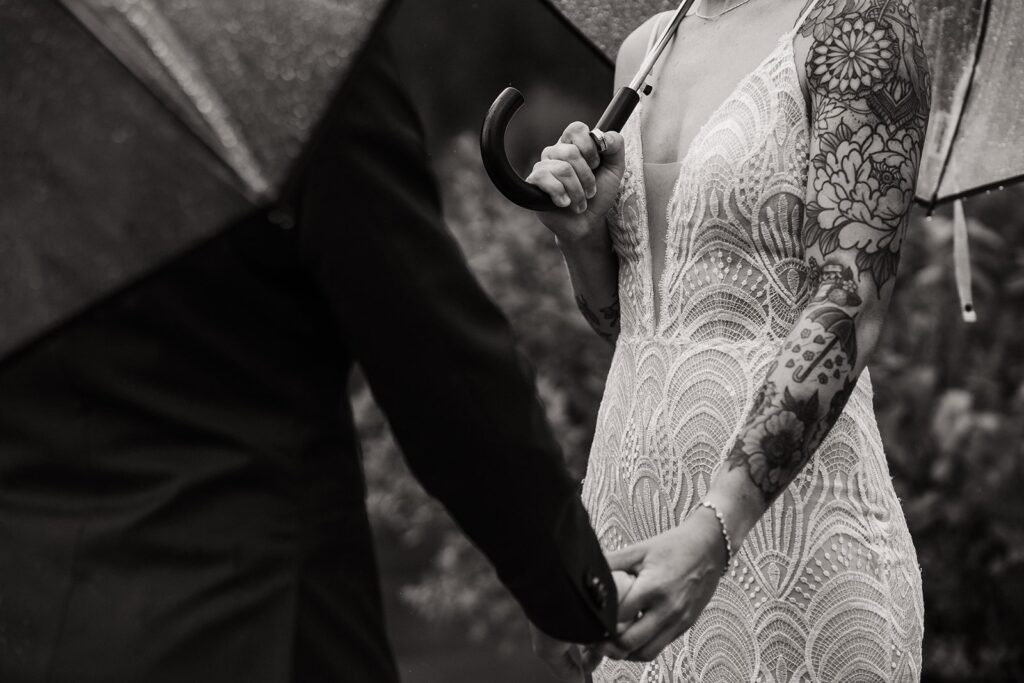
[532,505,730,680]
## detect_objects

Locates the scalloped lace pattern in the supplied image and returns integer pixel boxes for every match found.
[583,22,924,683]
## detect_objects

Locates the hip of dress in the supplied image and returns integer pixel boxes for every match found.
[582,333,904,552]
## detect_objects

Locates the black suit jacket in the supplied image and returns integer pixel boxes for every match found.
[0,15,615,683]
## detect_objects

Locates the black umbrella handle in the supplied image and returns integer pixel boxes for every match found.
[480,86,640,212]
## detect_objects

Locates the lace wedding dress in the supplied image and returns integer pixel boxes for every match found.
[581,5,925,681]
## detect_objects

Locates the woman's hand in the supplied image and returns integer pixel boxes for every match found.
[526,121,626,247]
[595,506,728,662]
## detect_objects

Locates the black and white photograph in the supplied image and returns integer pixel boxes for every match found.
[0,0,1021,681]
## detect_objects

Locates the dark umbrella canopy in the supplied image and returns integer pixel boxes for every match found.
[543,0,670,62]
[58,0,393,200]
[541,0,1024,207]
[0,0,391,361]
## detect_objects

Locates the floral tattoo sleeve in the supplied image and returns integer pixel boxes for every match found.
[724,0,930,504]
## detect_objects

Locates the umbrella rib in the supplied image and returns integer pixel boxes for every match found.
[54,0,270,203]
[926,0,994,210]
[922,170,1024,208]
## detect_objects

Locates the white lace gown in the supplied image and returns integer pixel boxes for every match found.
[581,11,925,683]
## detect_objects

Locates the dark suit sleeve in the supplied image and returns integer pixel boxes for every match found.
[293,26,616,642]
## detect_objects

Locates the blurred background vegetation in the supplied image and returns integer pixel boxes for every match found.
[354,0,1024,680]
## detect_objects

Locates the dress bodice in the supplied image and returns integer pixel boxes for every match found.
[585,7,926,681]
[611,24,814,344]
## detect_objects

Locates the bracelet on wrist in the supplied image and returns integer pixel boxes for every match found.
[696,499,733,577]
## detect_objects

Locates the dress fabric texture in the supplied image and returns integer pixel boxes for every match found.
[582,7,925,682]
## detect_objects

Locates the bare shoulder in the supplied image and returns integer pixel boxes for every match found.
[614,12,666,89]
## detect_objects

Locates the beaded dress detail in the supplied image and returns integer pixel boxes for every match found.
[581,5,925,681]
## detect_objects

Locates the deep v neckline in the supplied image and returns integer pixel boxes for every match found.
[638,27,800,171]
[637,27,803,331]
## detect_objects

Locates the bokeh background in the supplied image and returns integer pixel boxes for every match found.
[355,0,1024,680]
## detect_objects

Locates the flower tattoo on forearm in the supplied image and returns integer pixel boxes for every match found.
[725,0,930,504]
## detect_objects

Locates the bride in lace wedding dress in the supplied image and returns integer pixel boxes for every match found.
[526,0,929,680]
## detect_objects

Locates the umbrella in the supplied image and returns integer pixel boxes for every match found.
[0,0,393,361]
[482,0,694,211]
[913,0,1024,321]
[482,0,1023,319]
[916,1,1024,207]
[536,0,1024,208]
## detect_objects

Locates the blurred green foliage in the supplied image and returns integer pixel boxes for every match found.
[357,0,1024,679]
[868,201,1024,680]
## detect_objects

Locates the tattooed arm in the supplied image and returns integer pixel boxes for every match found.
[589,3,930,663]
[703,0,932,546]
[565,236,621,344]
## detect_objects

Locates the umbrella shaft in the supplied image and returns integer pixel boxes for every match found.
[594,86,640,133]
[627,0,698,92]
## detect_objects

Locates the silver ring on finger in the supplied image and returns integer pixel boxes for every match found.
[635,609,644,620]
[590,128,608,153]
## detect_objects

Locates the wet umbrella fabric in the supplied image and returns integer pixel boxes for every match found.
[0,0,391,361]
[914,0,1024,207]
[541,0,1024,207]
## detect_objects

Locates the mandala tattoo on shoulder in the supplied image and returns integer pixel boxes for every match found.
[800,0,930,293]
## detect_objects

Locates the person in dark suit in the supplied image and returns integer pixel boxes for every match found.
[0,13,615,683]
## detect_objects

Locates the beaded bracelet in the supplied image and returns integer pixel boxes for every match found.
[698,500,733,577]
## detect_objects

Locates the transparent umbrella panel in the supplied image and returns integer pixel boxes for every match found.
[916,0,1024,206]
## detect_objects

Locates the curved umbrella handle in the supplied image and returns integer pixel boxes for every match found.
[480,86,640,212]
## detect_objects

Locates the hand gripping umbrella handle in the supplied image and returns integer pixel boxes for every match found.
[479,0,694,212]
[480,86,640,212]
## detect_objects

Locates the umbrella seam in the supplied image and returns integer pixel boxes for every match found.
[56,0,271,201]
[927,0,994,211]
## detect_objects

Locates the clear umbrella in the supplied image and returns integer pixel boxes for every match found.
[914,1,1024,320]
[916,0,1024,207]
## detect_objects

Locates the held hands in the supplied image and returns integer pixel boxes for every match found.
[526,122,626,246]
[595,506,730,663]
[531,507,730,677]
[530,571,636,681]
